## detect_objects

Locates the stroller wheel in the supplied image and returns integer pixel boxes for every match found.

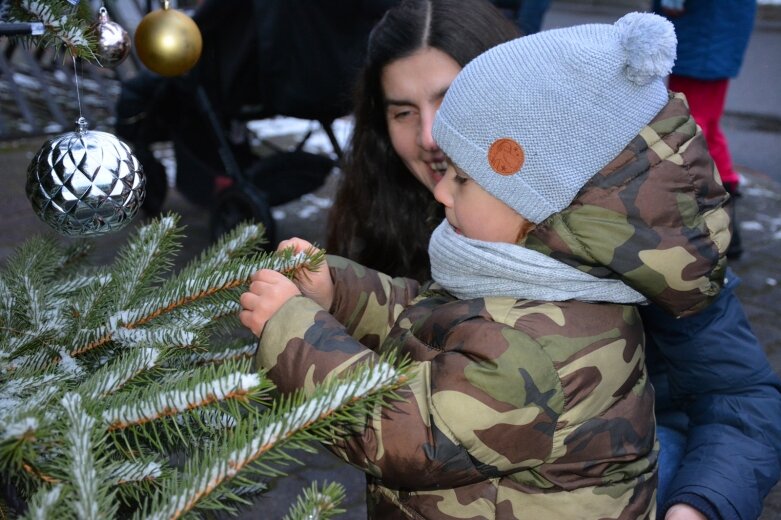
[210,183,276,249]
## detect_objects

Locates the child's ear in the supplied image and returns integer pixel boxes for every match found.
[515,219,537,245]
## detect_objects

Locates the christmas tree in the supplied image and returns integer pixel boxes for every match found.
[0,215,407,518]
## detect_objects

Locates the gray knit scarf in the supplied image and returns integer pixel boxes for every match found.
[428,220,646,304]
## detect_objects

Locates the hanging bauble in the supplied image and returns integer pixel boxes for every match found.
[26,117,145,237]
[91,6,132,68]
[134,0,202,77]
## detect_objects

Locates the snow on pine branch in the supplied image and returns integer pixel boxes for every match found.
[0,385,58,440]
[283,482,346,520]
[102,370,261,431]
[112,215,180,311]
[111,459,163,485]
[52,273,112,297]
[69,248,317,358]
[21,484,63,520]
[14,0,94,58]
[167,300,241,330]
[61,392,103,520]
[0,372,60,403]
[113,329,197,349]
[1,416,39,442]
[177,223,269,280]
[0,277,13,326]
[0,213,365,516]
[186,340,257,365]
[79,347,160,400]
[140,360,403,520]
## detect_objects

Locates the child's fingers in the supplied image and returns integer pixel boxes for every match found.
[250,268,287,284]
[239,290,259,310]
[238,308,263,336]
[238,291,267,337]
[239,275,300,337]
[252,272,302,298]
[276,237,319,255]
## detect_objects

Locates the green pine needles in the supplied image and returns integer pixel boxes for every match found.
[0,214,408,519]
[5,0,98,60]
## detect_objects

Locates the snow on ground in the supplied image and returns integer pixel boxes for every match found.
[247,116,355,157]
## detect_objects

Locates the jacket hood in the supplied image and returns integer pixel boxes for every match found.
[524,92,731,317]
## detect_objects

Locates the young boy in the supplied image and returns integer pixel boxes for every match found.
[240,12,729,519]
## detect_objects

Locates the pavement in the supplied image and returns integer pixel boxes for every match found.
[1,1,780,518]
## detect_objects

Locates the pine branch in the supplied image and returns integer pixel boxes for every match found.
[135,357,407,519]
[60,393,116,520]
[7,0,97,60]
[114,215,183,311]
[110,459,163,485]
[0,278,14,331]
[78,348,161,400]
[184,339,257,366]
[114,329,200,350]
[19,484,62,520]
[2,236,61,331]
[52,273,111,298]
[69,249,320,358]
[172,222,269,283]
[283,482,346,520]
[1,213,408,516]
[101,360,268,432]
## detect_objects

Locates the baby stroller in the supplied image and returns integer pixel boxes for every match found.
[115,0,393,246]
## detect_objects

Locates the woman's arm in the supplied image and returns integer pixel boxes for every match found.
[642,272,781,520]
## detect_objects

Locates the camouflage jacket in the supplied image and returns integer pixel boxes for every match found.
[525,92,731,317]
[257,256,657,519]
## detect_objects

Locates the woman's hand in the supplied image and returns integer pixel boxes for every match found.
[239,269,301,337]
[277,238,334,311]
[665,504,706,520]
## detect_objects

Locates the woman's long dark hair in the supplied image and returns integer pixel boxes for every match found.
[326,0,520,281]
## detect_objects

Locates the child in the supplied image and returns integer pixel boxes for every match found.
[240,12,729,519]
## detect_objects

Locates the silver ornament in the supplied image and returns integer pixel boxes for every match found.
[26,117,145,237]
[92,6,131,68]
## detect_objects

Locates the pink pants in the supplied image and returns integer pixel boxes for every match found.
[668,75,739,190]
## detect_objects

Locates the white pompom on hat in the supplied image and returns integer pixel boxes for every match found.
[433,12,677,224]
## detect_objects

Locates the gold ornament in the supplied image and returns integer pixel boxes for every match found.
[134,0,202,77]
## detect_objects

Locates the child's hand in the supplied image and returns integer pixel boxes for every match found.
[277,238,334,311]
[239,269,301,337]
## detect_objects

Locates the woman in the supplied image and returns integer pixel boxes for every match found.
[326,1,781,519]
[326,0,520,281]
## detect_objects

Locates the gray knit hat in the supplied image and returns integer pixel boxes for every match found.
[432,12,677,224]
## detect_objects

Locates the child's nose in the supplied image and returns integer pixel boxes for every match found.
[433,175,451,207]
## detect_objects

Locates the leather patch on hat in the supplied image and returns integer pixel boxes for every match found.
[488,138,524,175]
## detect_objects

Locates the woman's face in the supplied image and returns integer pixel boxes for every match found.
[381,47,462,193]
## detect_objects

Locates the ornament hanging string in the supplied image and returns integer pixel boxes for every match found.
[66,0,86,121]
[24,1,146,238]
[71,53,84,122]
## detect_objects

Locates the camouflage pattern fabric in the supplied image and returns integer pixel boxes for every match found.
[257,256,657,519]
[525,92,730,317]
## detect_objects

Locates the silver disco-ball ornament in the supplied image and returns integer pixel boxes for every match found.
[26,117,145,237]
[91,6,132,68]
